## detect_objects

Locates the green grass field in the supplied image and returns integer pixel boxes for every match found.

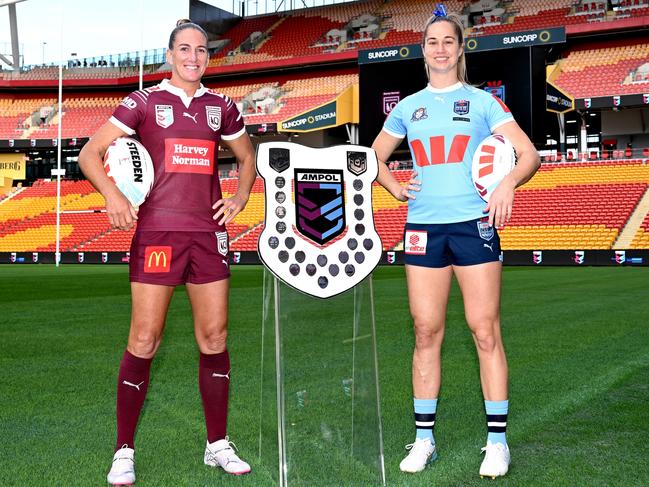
[1,264,648,486]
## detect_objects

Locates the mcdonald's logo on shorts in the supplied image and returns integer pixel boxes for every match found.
[144,246,172,273]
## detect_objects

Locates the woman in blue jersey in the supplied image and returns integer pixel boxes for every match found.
[373,6,540,479]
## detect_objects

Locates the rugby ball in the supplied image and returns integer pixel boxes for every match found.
[471,134,516,202]
[103,137,154,207]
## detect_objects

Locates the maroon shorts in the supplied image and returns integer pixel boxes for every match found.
[129,230,230,285]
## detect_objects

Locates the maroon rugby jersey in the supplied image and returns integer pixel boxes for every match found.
[110,79,245,231]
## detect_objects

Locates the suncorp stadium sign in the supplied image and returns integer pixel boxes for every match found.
[358,44,422,64]
[464,27,565,52]
[280,101,338,133]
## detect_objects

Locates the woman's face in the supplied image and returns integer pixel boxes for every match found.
[166,27,208,87]
[422,20,463,79]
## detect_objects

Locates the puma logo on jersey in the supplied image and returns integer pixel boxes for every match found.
[212,370,231,380]
[183,112,198,123]
[483,243,494,252]
[122,380,144,391]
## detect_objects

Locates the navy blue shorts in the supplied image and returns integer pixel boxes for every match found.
[403,217,501,268]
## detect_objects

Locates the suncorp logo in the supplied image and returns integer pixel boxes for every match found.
[503,33,538,45]
[546,94,572,108]
[282,111,335,130]
[282,117,308,129]
[368,49,399,60]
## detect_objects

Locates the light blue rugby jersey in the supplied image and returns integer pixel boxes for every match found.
[383,82,514,224]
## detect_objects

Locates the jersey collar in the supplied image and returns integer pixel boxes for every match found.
[426,82,463,93]
[160,79,208,108]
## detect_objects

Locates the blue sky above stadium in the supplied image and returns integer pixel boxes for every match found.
[0,0,356,68]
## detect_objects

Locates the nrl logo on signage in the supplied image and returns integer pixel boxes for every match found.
[256,142,383,299]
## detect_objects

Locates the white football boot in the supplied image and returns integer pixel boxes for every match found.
[204,437,251,475]
[399,438,438,473]
[107,445,135,486]
[479,441,510,479]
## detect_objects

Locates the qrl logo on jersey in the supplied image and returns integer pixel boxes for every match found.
[295,169,345,246]
[144,246,172,273]
[206,106,221,131]
[405,231,427,255]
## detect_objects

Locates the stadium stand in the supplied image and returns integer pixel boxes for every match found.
[499,160,649,249]
[3,161,648,252]
[552,39,649,98]
[0,72,357,139]
[0,96,57,139]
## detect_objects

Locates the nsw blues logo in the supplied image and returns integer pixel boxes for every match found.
[295,169,345,246]
[477,218,494,241]
[453,99,470,115]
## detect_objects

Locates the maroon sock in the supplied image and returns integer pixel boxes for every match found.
[199,350,230,444]
[115,350,152,451]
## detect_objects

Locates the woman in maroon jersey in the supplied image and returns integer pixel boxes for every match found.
[79,19,255,485]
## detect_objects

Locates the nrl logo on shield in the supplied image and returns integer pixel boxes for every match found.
[155,104,174,128]
[206,106,221,131]
[256,142,383,299]
[347,151,367,176]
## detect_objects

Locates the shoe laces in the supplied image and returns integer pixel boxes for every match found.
[113,444,133,462]
[405,438,431,453]
[481,442,506,456]
[207,436,242,464]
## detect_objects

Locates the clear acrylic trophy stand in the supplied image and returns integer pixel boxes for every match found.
[259,269,386,486]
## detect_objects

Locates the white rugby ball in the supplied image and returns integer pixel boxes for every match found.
[103,137,154,207]
[472,134,516,202]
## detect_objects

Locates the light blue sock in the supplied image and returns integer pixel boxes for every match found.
[485,399,508,446]
[414,398,437,444]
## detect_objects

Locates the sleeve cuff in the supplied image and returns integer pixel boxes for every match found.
[382,127,406,139]
[490,117,514,132]
[221,126,247,141]
[109,116,136,136]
